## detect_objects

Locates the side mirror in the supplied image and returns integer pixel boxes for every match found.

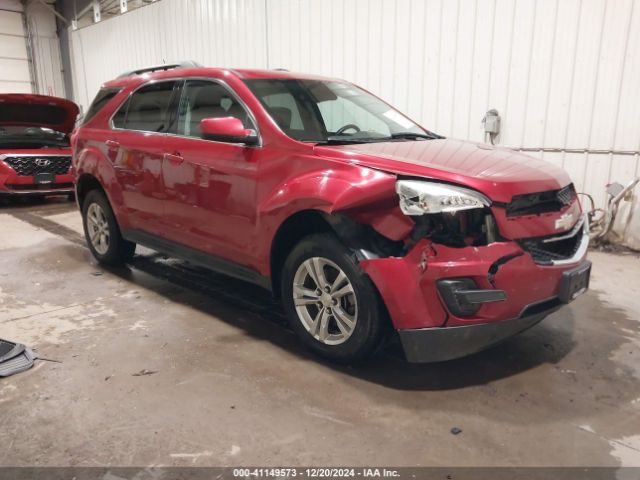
[200,117,258,146]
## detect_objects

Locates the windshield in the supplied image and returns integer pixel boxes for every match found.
[0,126,69,149]
[244,79,437,144]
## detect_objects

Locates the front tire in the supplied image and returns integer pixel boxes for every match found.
[81,189,135,265]
[281,233,387,363]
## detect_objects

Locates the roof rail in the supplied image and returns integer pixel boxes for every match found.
[117,61,203,78]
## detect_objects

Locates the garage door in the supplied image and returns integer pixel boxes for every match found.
[0,9,32,93]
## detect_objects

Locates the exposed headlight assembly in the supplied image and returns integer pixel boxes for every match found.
[396,180,491,215]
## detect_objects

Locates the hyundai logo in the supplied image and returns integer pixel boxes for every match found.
[34,158,51,167]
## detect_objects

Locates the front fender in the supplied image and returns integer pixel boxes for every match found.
[260,165,414,236]
[258,167,399,216]
[257,165,414,274]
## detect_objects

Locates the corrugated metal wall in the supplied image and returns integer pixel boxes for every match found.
[265,0,640,208]
[25,2,66,97]
[68,0,640,241]
[0,0,65,97]
[70,0,268,113]
[0,2,31,93]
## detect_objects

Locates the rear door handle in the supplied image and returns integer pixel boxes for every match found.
[163,152,184,164]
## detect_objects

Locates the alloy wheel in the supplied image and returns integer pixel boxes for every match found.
[292,257,358,345]
[86,202,110,255]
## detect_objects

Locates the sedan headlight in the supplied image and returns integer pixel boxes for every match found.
[396,180,491,215]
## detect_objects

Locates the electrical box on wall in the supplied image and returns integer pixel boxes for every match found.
[482,109,501,145]
[483,109,501,134]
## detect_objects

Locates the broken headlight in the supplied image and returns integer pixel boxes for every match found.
[396,180,491,215]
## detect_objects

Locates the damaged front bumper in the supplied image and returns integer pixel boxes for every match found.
[398,297,562,362]
[359,228,590,362]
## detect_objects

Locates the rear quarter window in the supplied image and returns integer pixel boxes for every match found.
[111,81,178,132]
[83,88,122,125]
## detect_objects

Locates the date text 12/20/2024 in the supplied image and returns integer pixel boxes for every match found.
[233,468,400,478]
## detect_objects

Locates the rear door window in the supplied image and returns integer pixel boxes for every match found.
[112,81,179,132]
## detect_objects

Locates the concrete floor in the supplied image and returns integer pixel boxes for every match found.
[1,197,639,467]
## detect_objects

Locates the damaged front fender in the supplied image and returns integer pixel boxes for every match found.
[260,164,414,273]
[259,166,399,217]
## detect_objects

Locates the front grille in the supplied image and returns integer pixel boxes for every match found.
[556,184,575,205]
[507,184,576,217]
[1,155,71,176]
[518,218,584,265]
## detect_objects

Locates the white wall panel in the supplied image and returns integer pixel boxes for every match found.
[544,0,580,150]
[70,0,268,110]
[264,0,640,206]
[0,9,22,34]
[0,2,64,96]
[468,0,494,142]
[0,33,28,59]
[0,9,30,93]
[0,58,30,81]
[69,0,640,246]
[14,1,67,98]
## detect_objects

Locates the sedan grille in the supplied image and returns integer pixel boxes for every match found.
[507,184,576,217]
[518,216,585,265]
[1,155,71,176]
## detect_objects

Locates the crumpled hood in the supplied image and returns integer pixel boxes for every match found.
[0,94,79,134]
[314,138,572,203]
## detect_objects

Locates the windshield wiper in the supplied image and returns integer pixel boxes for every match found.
[390,131,441,140]
[317,138,388,145]
[314,131,442,145]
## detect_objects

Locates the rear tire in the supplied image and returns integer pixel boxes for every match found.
[280,233,387,363]
[81,189,135,265]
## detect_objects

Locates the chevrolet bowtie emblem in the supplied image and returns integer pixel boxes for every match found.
[555,212,574,231]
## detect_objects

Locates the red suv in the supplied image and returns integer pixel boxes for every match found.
[1,94,79,198]
[72,64,590,363]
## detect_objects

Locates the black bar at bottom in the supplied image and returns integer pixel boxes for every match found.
[0,467,632,480]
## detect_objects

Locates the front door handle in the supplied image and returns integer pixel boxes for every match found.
[164,152,184,164]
